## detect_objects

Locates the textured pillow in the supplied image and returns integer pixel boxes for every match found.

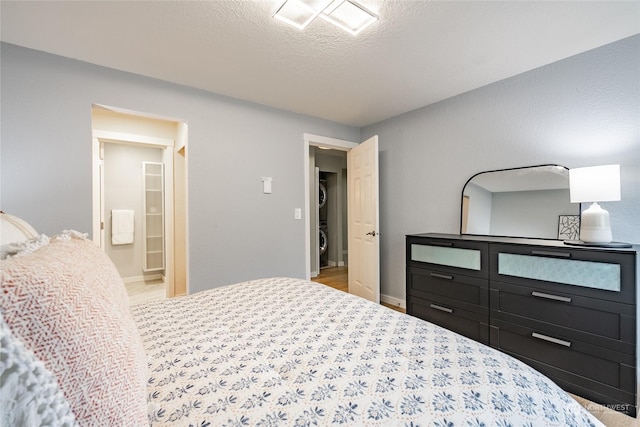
[0,233,148,425]
[0,311,77,427]
[0,212,38,245]
[1,212,41,259]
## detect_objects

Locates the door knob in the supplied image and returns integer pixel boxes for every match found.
[366,231,378,236]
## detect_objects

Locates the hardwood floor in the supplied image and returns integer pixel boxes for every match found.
[311,266,348,292]
[311,266,405,313]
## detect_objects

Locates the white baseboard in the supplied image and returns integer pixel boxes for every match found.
[122,274,163,283]
[337,261,345,267]
[381,293,406,310]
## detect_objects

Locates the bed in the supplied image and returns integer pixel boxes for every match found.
[0,220,604,426]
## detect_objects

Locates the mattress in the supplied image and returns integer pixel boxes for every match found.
[132,277,603,426]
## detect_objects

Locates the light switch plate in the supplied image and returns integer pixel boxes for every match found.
[261,176,272,194]
[294,208,302,219]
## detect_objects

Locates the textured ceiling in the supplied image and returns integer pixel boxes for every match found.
[1,1,639,127]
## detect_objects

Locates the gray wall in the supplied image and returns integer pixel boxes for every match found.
[362,34,640,302]
[0,43,360,293]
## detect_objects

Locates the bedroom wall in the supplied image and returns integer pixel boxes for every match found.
[0,42,360,293]
[362,34,640,303]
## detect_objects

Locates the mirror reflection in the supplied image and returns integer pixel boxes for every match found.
[461,165,580,239]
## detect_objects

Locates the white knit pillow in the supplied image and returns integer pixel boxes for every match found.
[0,212,41,259]
[0,212,38,245]
[0,312,77,426]
[0,233,148,425]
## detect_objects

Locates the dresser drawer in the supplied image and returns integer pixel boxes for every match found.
[490,319,636,396]
[490,244,635,303]
[409,296,489,344]
[408,267,488,311]
[490,282,635,351]
[407,236,488,279]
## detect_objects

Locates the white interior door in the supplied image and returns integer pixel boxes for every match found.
[347,135,379,303]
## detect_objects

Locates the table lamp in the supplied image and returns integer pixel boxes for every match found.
[567,164,629,247]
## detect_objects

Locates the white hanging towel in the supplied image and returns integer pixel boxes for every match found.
[111,209,134,245]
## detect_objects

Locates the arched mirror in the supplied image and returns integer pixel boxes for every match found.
[461,165,580,240]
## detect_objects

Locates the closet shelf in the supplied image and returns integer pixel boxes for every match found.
[143,161,165,272]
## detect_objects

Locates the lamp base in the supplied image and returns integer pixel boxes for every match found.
[579,202,613,244]
[564,240,632,248]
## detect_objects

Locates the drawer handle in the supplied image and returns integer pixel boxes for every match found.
[428,241,454,247]
[532,332,571,348]
[430,272,453,280]
[531,250,571,258]
[531,291,572,303]
[429,304,453,314]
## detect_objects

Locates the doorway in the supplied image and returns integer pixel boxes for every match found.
[304,134,381,304]
[103,143,163,281]
[304,135,357,281]
[91,105,188,300]
[313,162,348,292]
[317,163,347,271]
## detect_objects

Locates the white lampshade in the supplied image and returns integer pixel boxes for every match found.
[569,164,621,244]
[569,164,621,203]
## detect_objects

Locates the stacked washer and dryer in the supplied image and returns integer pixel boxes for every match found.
[318,178,329,268]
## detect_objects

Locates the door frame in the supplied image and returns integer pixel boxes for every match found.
[303,133,358,280]
[92,130,176,296]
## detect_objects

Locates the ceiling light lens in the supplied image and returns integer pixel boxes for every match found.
[273,0,377,35]
[321,0,378,35]
[273,0,318,29]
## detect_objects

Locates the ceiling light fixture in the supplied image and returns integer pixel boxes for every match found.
[273,0,328,30]
[273,0,378,35]
[320,0,378,35]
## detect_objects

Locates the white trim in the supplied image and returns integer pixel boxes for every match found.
[91,137,102,245]
[161,145,175,297]
[303,133,359,151]
[380,294,406,310]
[93,103,187,124]
[176,122,190,296]
[93,130,174,148]
[303,134,358,280]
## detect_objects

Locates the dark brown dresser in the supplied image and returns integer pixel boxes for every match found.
[406,233,638,417]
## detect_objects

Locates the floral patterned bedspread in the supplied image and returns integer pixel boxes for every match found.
[131,277,603,427]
